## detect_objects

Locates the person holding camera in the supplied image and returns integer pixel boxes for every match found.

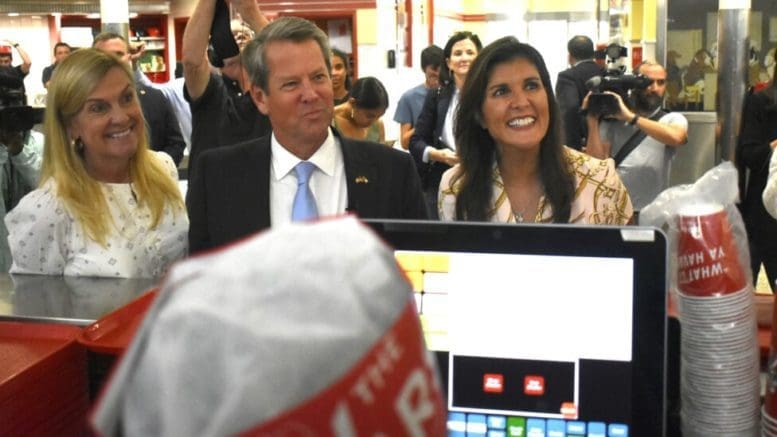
[0,114,43,273]
[182,0,271,184]
[584,61,688,212]
[0,67,43,272]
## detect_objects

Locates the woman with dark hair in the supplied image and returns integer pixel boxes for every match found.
[409,31,482,218]
[738,48,777,292]
[333,76,389,143]
[438,36,632,224]
[331,47,352,105]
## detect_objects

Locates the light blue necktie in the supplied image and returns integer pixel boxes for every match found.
[291,161,319,221]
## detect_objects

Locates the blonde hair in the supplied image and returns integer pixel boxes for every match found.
[43,48,184,246]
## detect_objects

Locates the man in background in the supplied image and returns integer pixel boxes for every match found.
[137,60,192,155]
[41,42,71,89]
[93,33,186,166]
[182,0,271,181]
[585,61,688,213]
[555,35,603,150]
[0,69,42,271]
[393,45,444,149]
[0,40,31,102]
[187,17,428,253]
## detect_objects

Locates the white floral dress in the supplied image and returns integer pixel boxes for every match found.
[5,152,188,278]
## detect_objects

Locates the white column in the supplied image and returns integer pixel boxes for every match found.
[100,0,130,40]
[717,0,750,162]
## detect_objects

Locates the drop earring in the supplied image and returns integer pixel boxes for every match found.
[71,137,84,153]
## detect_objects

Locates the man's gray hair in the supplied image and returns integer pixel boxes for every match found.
[242,17,332,93]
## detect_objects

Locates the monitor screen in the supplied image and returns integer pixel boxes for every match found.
[365,220,667,437]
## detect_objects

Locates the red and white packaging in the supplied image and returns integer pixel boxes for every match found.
[640,162,760,436]
[91,217,446,436]
[676,203,747,296]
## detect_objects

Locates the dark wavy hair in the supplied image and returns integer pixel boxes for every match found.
[452,36,574,222]
[440,31,483,86]
[331,47,352,91]
[349,76,388,111]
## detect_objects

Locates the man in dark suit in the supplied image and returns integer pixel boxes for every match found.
[93,33,186,165]
[187,16,428,254]
[555,35,604,150]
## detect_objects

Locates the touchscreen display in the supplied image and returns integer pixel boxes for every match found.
[396,250,635,437]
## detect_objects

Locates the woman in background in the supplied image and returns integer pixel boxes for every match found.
[331,47,352,106]
[333,76,389,143]
[410,31,482,218]
[438,37,632,225]
[5,49,188,278]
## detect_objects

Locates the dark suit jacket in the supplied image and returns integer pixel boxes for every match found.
[185,72,271,184]
[409,82,456,193]
[736,88,777,252]
[137,82,186,165]
[555,60,604,150]
[187,129,429,254]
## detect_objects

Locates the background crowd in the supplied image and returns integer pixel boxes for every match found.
[0,0,775,296]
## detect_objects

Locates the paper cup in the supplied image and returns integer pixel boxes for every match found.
[765,294,777,419]
[676,203,746,296]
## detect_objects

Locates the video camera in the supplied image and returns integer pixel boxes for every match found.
[0,67,43,133]
[585,43,651,117]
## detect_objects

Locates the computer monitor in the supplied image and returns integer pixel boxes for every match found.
[364,220,667,437]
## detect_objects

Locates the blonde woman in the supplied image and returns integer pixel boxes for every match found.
[5,49,187,278]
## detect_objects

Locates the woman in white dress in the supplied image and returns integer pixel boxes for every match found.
[5,48,188,278]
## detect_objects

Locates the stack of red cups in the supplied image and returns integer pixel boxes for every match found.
[763,290,777,435]
[675,203,760,436]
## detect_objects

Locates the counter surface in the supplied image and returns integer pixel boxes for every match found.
[0,274,157,326]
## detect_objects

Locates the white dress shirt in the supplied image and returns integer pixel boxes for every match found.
[270,128,348,227]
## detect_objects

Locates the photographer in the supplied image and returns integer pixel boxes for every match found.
[0,40,31,101]
[0,71,43,272]
[584,61,688,212]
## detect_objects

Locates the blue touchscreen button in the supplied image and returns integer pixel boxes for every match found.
[608,423,628,436]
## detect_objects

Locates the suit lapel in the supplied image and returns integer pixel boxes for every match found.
[255,136,272,230]
[339,134,379,215]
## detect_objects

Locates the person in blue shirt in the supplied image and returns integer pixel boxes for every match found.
[393,45,444,149]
